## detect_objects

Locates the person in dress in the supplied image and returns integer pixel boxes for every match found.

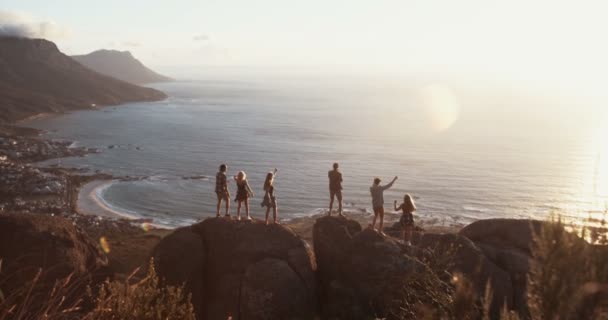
[215,164,230,217]
[328,162,344,216]
[261,168,279,225]
[369,175,398,235]
[233,171,254,220]
[394,194,416,245]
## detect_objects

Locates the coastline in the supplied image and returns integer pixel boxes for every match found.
[15,112,58,125]
[76,179,137,220]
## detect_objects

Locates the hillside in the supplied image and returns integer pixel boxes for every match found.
[72,49,172,84]
[0,37,167,123]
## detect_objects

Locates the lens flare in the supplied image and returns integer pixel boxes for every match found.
[419,84,461,132]
[99,236,110,254]
[141,222,151,232]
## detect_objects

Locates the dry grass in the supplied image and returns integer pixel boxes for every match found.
[83,259,195,320]
[0,268,84,320]
[527,215,608,320]
[0,259,195,320]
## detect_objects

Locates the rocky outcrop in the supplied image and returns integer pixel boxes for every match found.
[153,218,317,320]
[460,219,545,254]
[0,213,110,307]
[150,216,587,320]
[459,218,586,319]
[313,216,451,319]
[458,219,543,318]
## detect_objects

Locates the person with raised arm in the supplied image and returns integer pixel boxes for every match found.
[369,175,398,235]
[394,194,416,245]
[233,171,254,221]
[261,168,279,225]
[215,164,230,217]
[328,162,344,216]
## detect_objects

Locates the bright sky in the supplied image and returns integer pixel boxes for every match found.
[2,0,607,92]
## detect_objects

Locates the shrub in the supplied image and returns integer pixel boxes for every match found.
[83,259,195,320]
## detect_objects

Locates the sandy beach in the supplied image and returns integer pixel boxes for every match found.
[77,179,136,219]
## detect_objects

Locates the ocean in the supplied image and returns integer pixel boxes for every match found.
[26,68,608,228]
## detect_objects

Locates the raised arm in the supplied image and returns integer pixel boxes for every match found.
[394,200,401,211]
[273,168,278,177]
[382,176,398,191]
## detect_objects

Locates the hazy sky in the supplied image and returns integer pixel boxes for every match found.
[1,0,607,90]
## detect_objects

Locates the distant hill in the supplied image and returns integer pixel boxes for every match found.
[72,50,172,84]
[0,37,167,123]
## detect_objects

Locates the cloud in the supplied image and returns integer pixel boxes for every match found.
[193,34,209,41]
[0,10,68,39]
[121,41,141,47]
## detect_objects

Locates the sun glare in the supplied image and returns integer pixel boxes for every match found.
[592,126,608,198]
[419,84,461,132]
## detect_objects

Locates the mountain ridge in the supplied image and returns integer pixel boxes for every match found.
[0,37,167,123]
[72,49,172,84]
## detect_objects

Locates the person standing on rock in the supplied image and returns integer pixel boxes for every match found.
[370,176,398,235]
[394,194,416,245]
[215,164,230,217]
[262,168,279,225]
[328,162,344,217]
[234,171,254,221]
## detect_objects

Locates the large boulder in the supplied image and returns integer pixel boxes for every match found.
[0,213,110,308]
[459,219,547,318]
[416,233,513,319]
[313,215,361,288]
[240,258,312,319]
[153,226,205,317]
[460,219,544,254]
[153,218,317,320]
[313,216,451,319]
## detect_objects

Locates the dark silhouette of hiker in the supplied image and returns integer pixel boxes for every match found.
[233,171,254,221]
[215,164,230,217]
[262,168,278,225]
[395,194,416,245]
[370,176,398,235]
[328,162,343,216]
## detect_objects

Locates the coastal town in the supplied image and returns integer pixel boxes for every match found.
[0,125,111,216]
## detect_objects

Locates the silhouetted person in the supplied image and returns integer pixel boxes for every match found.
[215,164,230,217]
[370,176,398,235]
[234,171,254,221]
[328,162,343,216]
[395,194,416,245]
[262,168,279,225]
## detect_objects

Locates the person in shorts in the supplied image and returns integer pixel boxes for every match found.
[394,194,416,245]
[328,162,343,216]
[215,164,230,217]
[369,175,398,235]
